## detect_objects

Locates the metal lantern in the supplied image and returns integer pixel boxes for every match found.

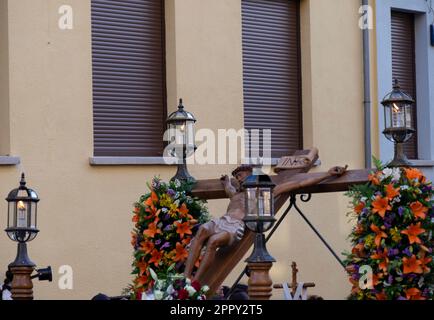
[5,173,39,272]
[6,173,39,244]
[381,79,415,167]
[166,99,197,183]
[242,169,276,263]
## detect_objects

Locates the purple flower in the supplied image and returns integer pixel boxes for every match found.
[160,242,171,250]
[403,247,412,257]
[398,206,405,216]
[375,191,382,196]
[422,185,432,193]
[155,239,161,246]
[388,275,393,284]
[167,189,176,198]
[384,222,392,229]
[164,224,173,231]
[388,249,399,257]
[163,213,171,221]
[397,296,407,300]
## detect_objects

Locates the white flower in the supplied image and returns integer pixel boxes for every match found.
[185,285,197,296]
[400,185,409,190]
[202,285,210,293]
[382,168,393,179]
[392,168,401,181]
[154,290,164,300]
[185,278,191,285]
[143,293,155,300]
[360,197,367,203]
[166,284,174,295]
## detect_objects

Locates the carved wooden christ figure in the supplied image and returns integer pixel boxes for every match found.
[184,164,348,281]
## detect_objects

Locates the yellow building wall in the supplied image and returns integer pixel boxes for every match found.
[0,0,366,300]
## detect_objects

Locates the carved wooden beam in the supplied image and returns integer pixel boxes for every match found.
[192,169,370,200]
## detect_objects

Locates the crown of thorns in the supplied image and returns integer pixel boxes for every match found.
[231,165,253,177]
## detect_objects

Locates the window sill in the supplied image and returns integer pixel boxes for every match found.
[408,160,434,167]
[0,156,20,166]
[89,157,178,166]
[242,158,321,167]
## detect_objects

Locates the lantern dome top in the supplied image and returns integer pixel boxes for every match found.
[166,99,196,123]
[6,173,39,202]
[243,170,276,189]
[381,79,415,106]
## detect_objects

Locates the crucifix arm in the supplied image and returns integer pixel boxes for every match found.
[273,166,348,197]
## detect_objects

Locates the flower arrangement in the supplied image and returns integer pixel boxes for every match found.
[344,159,434,300]
[129,177,210,300]
[141,265,209,300]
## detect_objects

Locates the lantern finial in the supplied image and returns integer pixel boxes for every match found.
[178,98,184,110]
[393,78,400,90]
[20,173,26,187]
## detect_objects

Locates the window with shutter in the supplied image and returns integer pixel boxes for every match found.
[241,0,302,159]
[91,0,166,157]
[391,10,418,159]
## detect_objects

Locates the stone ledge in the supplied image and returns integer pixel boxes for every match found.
[89,156,178,166]
[0,156,20,165]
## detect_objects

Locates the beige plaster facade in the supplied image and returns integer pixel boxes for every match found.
[0,0,373,299]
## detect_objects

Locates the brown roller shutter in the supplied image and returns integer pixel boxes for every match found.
[391,11,418,159]
[91,0,166,157]
[242,0,302,159]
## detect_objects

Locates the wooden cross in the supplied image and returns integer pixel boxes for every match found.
[273,262,316,299]
[191,148,370,297]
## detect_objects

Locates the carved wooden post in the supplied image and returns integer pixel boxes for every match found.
[10,266,34,300]
[247,262,273,300]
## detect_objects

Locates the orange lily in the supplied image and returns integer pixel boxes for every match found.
[178,203,189,218]
[136,260,148,277]
[368,173,380,185]
[405,288,426,300]
[140,241,154,254]
[404,168,424,182]
[145,191,159,207]
[131,232,137,247]
[409,201,428,220]
[370,248,389,272]
[402,255,423,274]
[182,237,191,246]
[135,275,149,288]
[149,249,163,267]
[385,184,400,200]
[143,222,162,238]
[175,221,192,239]
[372,196,391,219]
[354,202,365,214]
[172,242,189,262]
[401,222,425,244]
[420,252,432,273]
[352,243,366,258]
[375,291,387,300]
[370,224,388,247]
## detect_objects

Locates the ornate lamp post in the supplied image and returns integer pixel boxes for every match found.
[5,173,39,299]
[5,173,52,300]
[381,79,415,167]
[166,99,197,183]
[243,169,276,300]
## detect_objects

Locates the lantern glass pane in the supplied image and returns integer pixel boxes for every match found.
[186,122,195,147]
[16,200,28,228]
[404,104,412,129]
[384,105,392,129]
[17,189,27,197]
[391,102,405,128]
[30,202,37,229]
[8,202,15,229]
[246,188,258,217]
[259,188,272,217]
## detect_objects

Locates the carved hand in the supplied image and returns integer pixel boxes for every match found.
[328,165,348,177]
